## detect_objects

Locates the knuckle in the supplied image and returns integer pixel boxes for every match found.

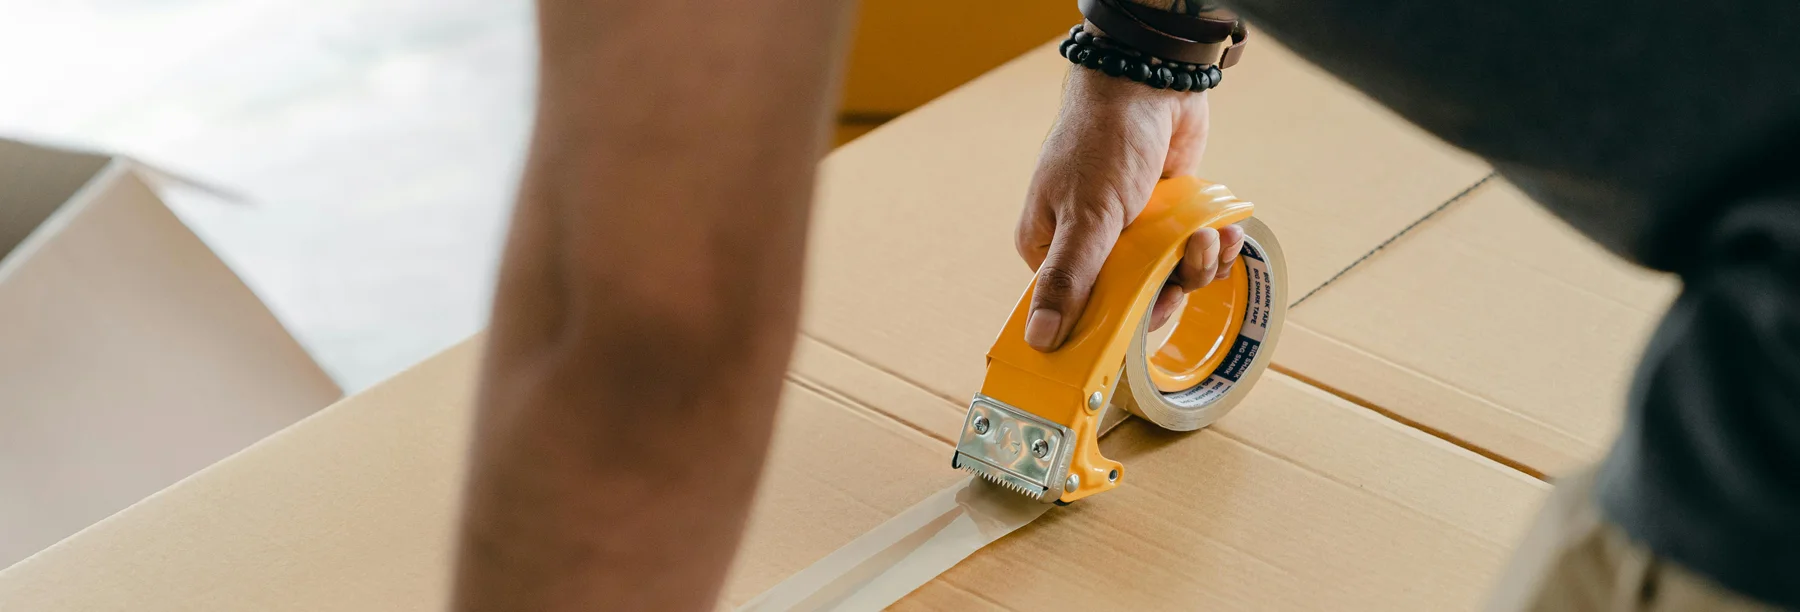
[1191,228,1220,250]
[1066,201,1122,231]
[1015,230,1044,264]
[1035,266,1083,303]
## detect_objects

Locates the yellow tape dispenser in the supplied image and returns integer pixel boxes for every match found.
[952,176,1288,504]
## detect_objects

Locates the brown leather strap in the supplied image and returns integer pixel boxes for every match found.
[1115,2,1236,44]
[1077,0,1246,67]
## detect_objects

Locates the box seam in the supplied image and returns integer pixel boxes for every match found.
[1269,362,1548,481]
[1204,423,1524,551]
[1290,172,1498,308]
[1277,323,1594,452]
[1271,170,1562,480]
[783,369,956,449]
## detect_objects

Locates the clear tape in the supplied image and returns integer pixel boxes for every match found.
[734,476,1048,612]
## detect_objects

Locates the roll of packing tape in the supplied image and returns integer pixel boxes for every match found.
[1120,216,1288,431]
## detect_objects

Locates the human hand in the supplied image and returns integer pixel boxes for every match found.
[1015,65,1244,352]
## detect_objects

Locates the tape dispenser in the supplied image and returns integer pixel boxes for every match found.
[952,176,1287,504]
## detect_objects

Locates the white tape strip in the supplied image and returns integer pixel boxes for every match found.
[735,476,1048,612]
[740,401,1134,611]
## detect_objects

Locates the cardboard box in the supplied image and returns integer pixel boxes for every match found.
[0,40,1542,609]
[0,139,341,568]
[1276,179,1678,477]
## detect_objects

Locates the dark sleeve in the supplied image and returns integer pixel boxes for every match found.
[1595,198,1800,603]
[1217,5,1800,602]
[1219,0,1800,271]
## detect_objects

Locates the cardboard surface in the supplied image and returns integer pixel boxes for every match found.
[0,342,1545,611]
[0,338,962,611]
[1278,180,1678,476]
[0,342,478,611]
[899,373,1545,611]
[0,142,342,568]
[2,40,1538,610]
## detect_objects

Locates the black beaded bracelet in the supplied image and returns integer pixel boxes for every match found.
[1059,24,1223,93]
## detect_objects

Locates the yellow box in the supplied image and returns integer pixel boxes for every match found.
[839,0,1080,119]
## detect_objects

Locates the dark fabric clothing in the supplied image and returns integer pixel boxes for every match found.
[1213,1,1800,606]
[1219,1,1800,271]
[1598,197,1800,607]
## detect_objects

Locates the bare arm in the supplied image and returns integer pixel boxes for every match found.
[451,2,855,610]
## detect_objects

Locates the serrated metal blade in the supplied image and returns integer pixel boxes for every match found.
[954,452,1052,501]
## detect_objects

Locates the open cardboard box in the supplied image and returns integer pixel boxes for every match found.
[0,39,1564,610]
[0,139,341,569]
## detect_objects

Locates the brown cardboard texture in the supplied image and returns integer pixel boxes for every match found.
[0,339,968,610]
[1278,179,1678,477]
[0,139,342,569]
[4,40,1539,610]
[0,339,1545,611]
[897,373,1544,610]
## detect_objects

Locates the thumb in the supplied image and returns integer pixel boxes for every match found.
[1025,210,1122,352]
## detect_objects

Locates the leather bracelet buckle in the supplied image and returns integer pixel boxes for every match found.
[1219,28,1248,69]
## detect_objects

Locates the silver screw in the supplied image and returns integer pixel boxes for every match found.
[1030,439,1050,458]
[1087,391,1104,411]
[972,416,990,435]
[1064,474,1080,493]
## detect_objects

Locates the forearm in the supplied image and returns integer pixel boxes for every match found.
[452,2,855,611]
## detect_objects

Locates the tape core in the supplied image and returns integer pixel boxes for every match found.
[1153,235,1275,409]
[1123,217,1285,432]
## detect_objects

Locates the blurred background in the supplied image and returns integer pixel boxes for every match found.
[0,0,1077,391]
